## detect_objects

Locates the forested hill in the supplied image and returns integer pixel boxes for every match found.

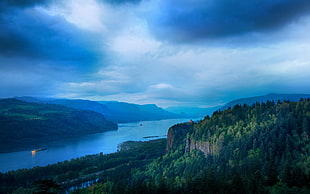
[0,99,117,153]
[132,99,310,193]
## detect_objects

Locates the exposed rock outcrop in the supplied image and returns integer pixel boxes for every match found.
[166,121,217,156]
[185,138,212,156]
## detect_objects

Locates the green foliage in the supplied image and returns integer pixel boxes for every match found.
[32,179,63,194]
[102,99,310,193]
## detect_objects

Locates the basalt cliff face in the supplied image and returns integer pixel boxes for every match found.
[166,122,218,156]
[184,138,212,155]
[166,122,214,156]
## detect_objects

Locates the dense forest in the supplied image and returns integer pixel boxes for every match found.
[0,99,117,153]
[1,99,309,193]
[76,99,310,193]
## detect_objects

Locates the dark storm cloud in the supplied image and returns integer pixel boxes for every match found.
[1,0,51,8]
[0,2,100,70]
[0,0,106,98]
[0,0,54,13]
[148,0,310,42]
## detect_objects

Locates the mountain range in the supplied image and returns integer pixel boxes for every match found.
[3,93,309,153]
[166,93,310,117]
[12,93,310,122]
[220,93,310,111]
[14,97,182,123]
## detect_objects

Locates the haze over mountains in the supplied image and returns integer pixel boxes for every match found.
[13,97,181,123]
[166,93,310,117]
[13,93,310,121]
[220,93,310,111]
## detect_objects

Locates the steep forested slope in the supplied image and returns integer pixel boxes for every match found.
[0,99,117,153]
[84,99,309,193]
[131,99,310,193]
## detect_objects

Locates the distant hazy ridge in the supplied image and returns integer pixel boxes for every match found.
[14,97,182,123]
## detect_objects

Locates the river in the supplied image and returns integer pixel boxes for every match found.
[0,118,195,173]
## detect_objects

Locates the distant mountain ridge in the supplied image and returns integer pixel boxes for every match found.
[220,93,310,111]
[14,97,182,123]
[100,101,182,123]
[165,106,221,117]
[166,93,310,118]
[13,94,310,122]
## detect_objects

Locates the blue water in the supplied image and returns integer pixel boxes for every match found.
[0,118,194,172]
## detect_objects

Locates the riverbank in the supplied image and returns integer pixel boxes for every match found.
[0,118,193,172]
[0,139,167,193]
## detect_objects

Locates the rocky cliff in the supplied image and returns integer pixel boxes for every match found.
[167,122,218,156]
[185,138,212,155]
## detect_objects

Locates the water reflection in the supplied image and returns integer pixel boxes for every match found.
[0,118,196,172]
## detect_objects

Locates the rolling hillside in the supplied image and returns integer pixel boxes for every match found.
[0,99,117,153]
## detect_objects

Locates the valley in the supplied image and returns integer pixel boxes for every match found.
[0,97,309,193]
[2,0,310,193]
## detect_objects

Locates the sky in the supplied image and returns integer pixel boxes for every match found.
[1,0,310,108]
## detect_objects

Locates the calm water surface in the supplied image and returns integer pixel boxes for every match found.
[0,118,194,172]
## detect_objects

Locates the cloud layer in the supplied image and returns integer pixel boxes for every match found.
[0,1,100,65]
[1,0,310,107]
[146,0,310,42]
